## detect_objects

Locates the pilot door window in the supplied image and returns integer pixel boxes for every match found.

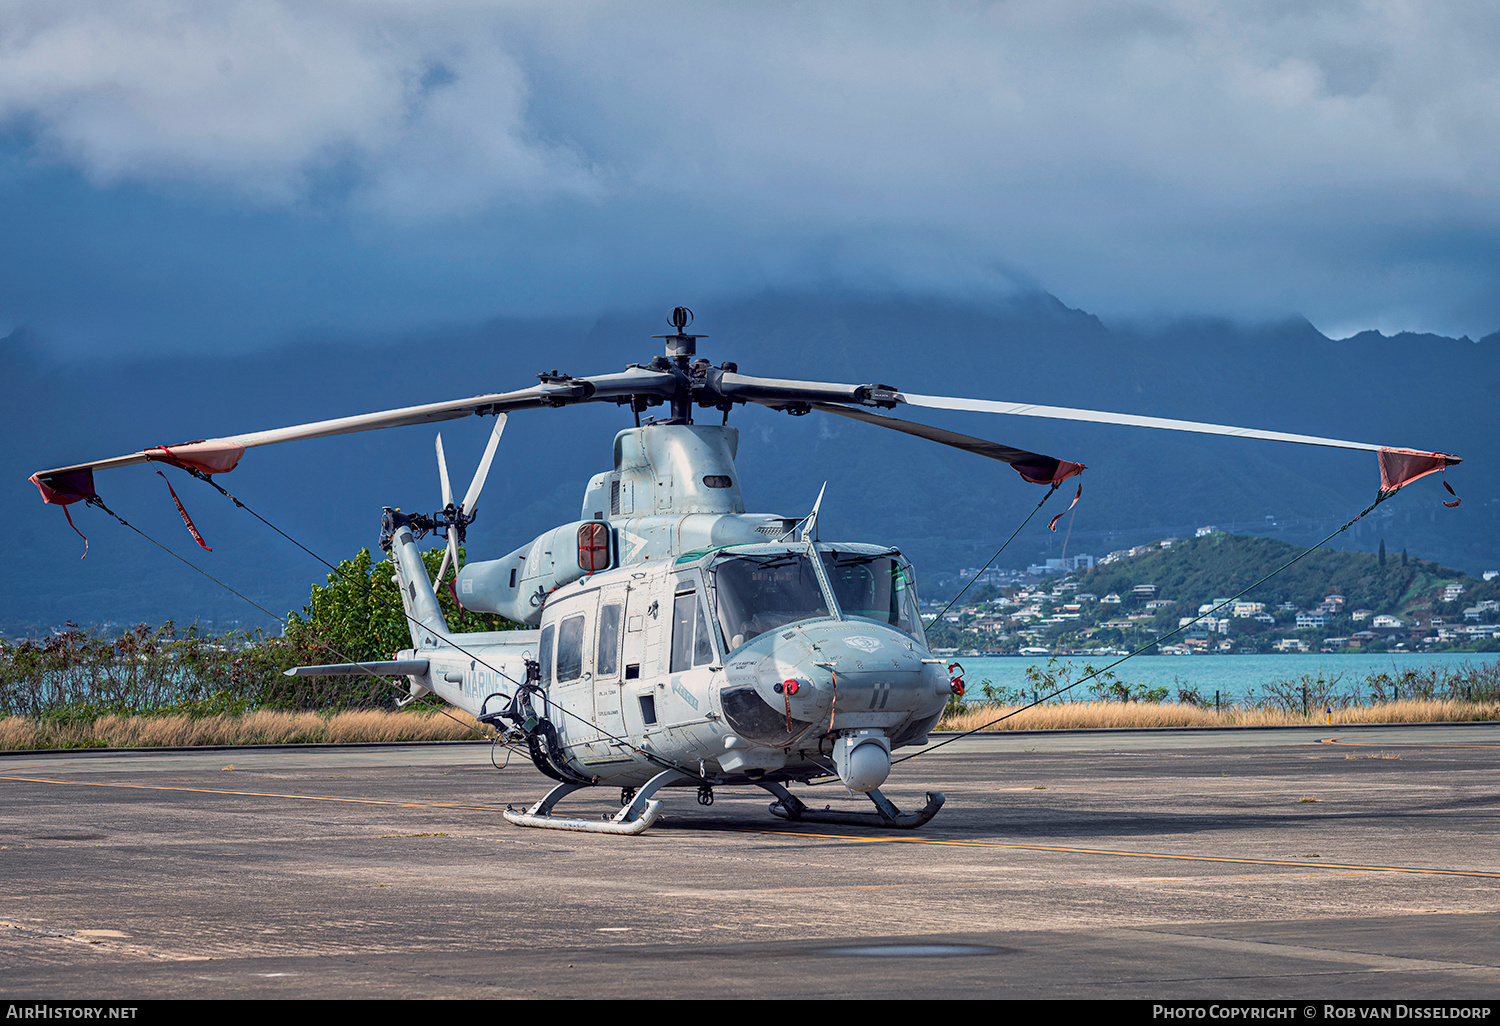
[556,614,586,683]
[597,602,622,677]
[537,625,554,683]
[669,591,716,673]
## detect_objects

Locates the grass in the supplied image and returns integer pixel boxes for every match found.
[0,708,488,750]
[937,698,1500,732]
[1,699,1494,750]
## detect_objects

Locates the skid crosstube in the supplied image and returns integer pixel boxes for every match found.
[502,769,691,835]
[759,781,946,829]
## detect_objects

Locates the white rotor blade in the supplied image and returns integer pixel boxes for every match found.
[32,386,542,485]
[438,415,508,588]
[460,414,507,516]
[435,435,456,585]
[898,393,1385,452]
[436,532,460,590]
[436,434,453,509]
[434,434,456,587]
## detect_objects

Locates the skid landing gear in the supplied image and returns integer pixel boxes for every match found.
[502,773,945,834]
[503,769,693,835]
[758,781,945,829]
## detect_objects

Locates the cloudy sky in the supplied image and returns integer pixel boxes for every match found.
[3,0,1498,356]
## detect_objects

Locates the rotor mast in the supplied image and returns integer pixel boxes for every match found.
[652,305,706,425]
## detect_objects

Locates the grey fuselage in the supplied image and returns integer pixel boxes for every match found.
[389,423,949,789]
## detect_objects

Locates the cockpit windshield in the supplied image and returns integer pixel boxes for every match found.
[706,546,925,652]
[710,553,832,650]
[820,550,923,638]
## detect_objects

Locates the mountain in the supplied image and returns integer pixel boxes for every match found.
[3,288,1495,636]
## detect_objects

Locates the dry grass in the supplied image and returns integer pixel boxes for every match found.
[3,699,1496,750]
[0,707,488,750]
[939,698,1500,732]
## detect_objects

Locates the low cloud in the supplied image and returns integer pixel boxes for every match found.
[2,1,1499,338]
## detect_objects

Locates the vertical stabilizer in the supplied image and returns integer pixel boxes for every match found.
[381,508,448,646]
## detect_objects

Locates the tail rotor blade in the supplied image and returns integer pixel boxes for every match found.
[460,414,507,516]
[436,532,459,590]
[436,433,453,510]
[440,414,508,589]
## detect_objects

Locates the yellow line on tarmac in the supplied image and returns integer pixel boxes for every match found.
[0,774,505,813]
[1317,736,1500,749]
[10,773,1500,879]
[745,827,1500,878]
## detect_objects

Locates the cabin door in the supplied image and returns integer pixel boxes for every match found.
[591,584,629,743]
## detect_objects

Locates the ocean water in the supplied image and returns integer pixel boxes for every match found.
[945,651,1498,705]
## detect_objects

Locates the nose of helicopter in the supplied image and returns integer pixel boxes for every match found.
[793,620,949,721]
[716,618,949,762]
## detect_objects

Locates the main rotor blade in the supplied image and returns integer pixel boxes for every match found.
[714,371,898,408]
[811,403,1085,485]
[30,368,676,504]
[897,392,1395,453]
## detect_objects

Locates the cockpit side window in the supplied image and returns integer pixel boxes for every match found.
[693,600,714,666]
[820,551,923,639]
[670,591,717,672]
[537,624,555,684]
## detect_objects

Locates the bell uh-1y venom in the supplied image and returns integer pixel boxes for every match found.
[29,307,1462,835]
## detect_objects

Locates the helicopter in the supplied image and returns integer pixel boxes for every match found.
[29,306,1462,835]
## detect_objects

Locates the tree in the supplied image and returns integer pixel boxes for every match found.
[283,546,519,672]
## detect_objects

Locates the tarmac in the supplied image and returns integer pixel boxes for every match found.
[3,723,1500,1000]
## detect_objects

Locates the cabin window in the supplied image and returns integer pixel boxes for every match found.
[597,603,622,677]
[556,614,586,683]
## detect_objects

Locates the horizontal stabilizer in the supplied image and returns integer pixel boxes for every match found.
[283,659,430,677]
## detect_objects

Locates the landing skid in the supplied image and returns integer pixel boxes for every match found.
[760,781,946,829]
[502,772,946,834]
[503,769,692,835]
